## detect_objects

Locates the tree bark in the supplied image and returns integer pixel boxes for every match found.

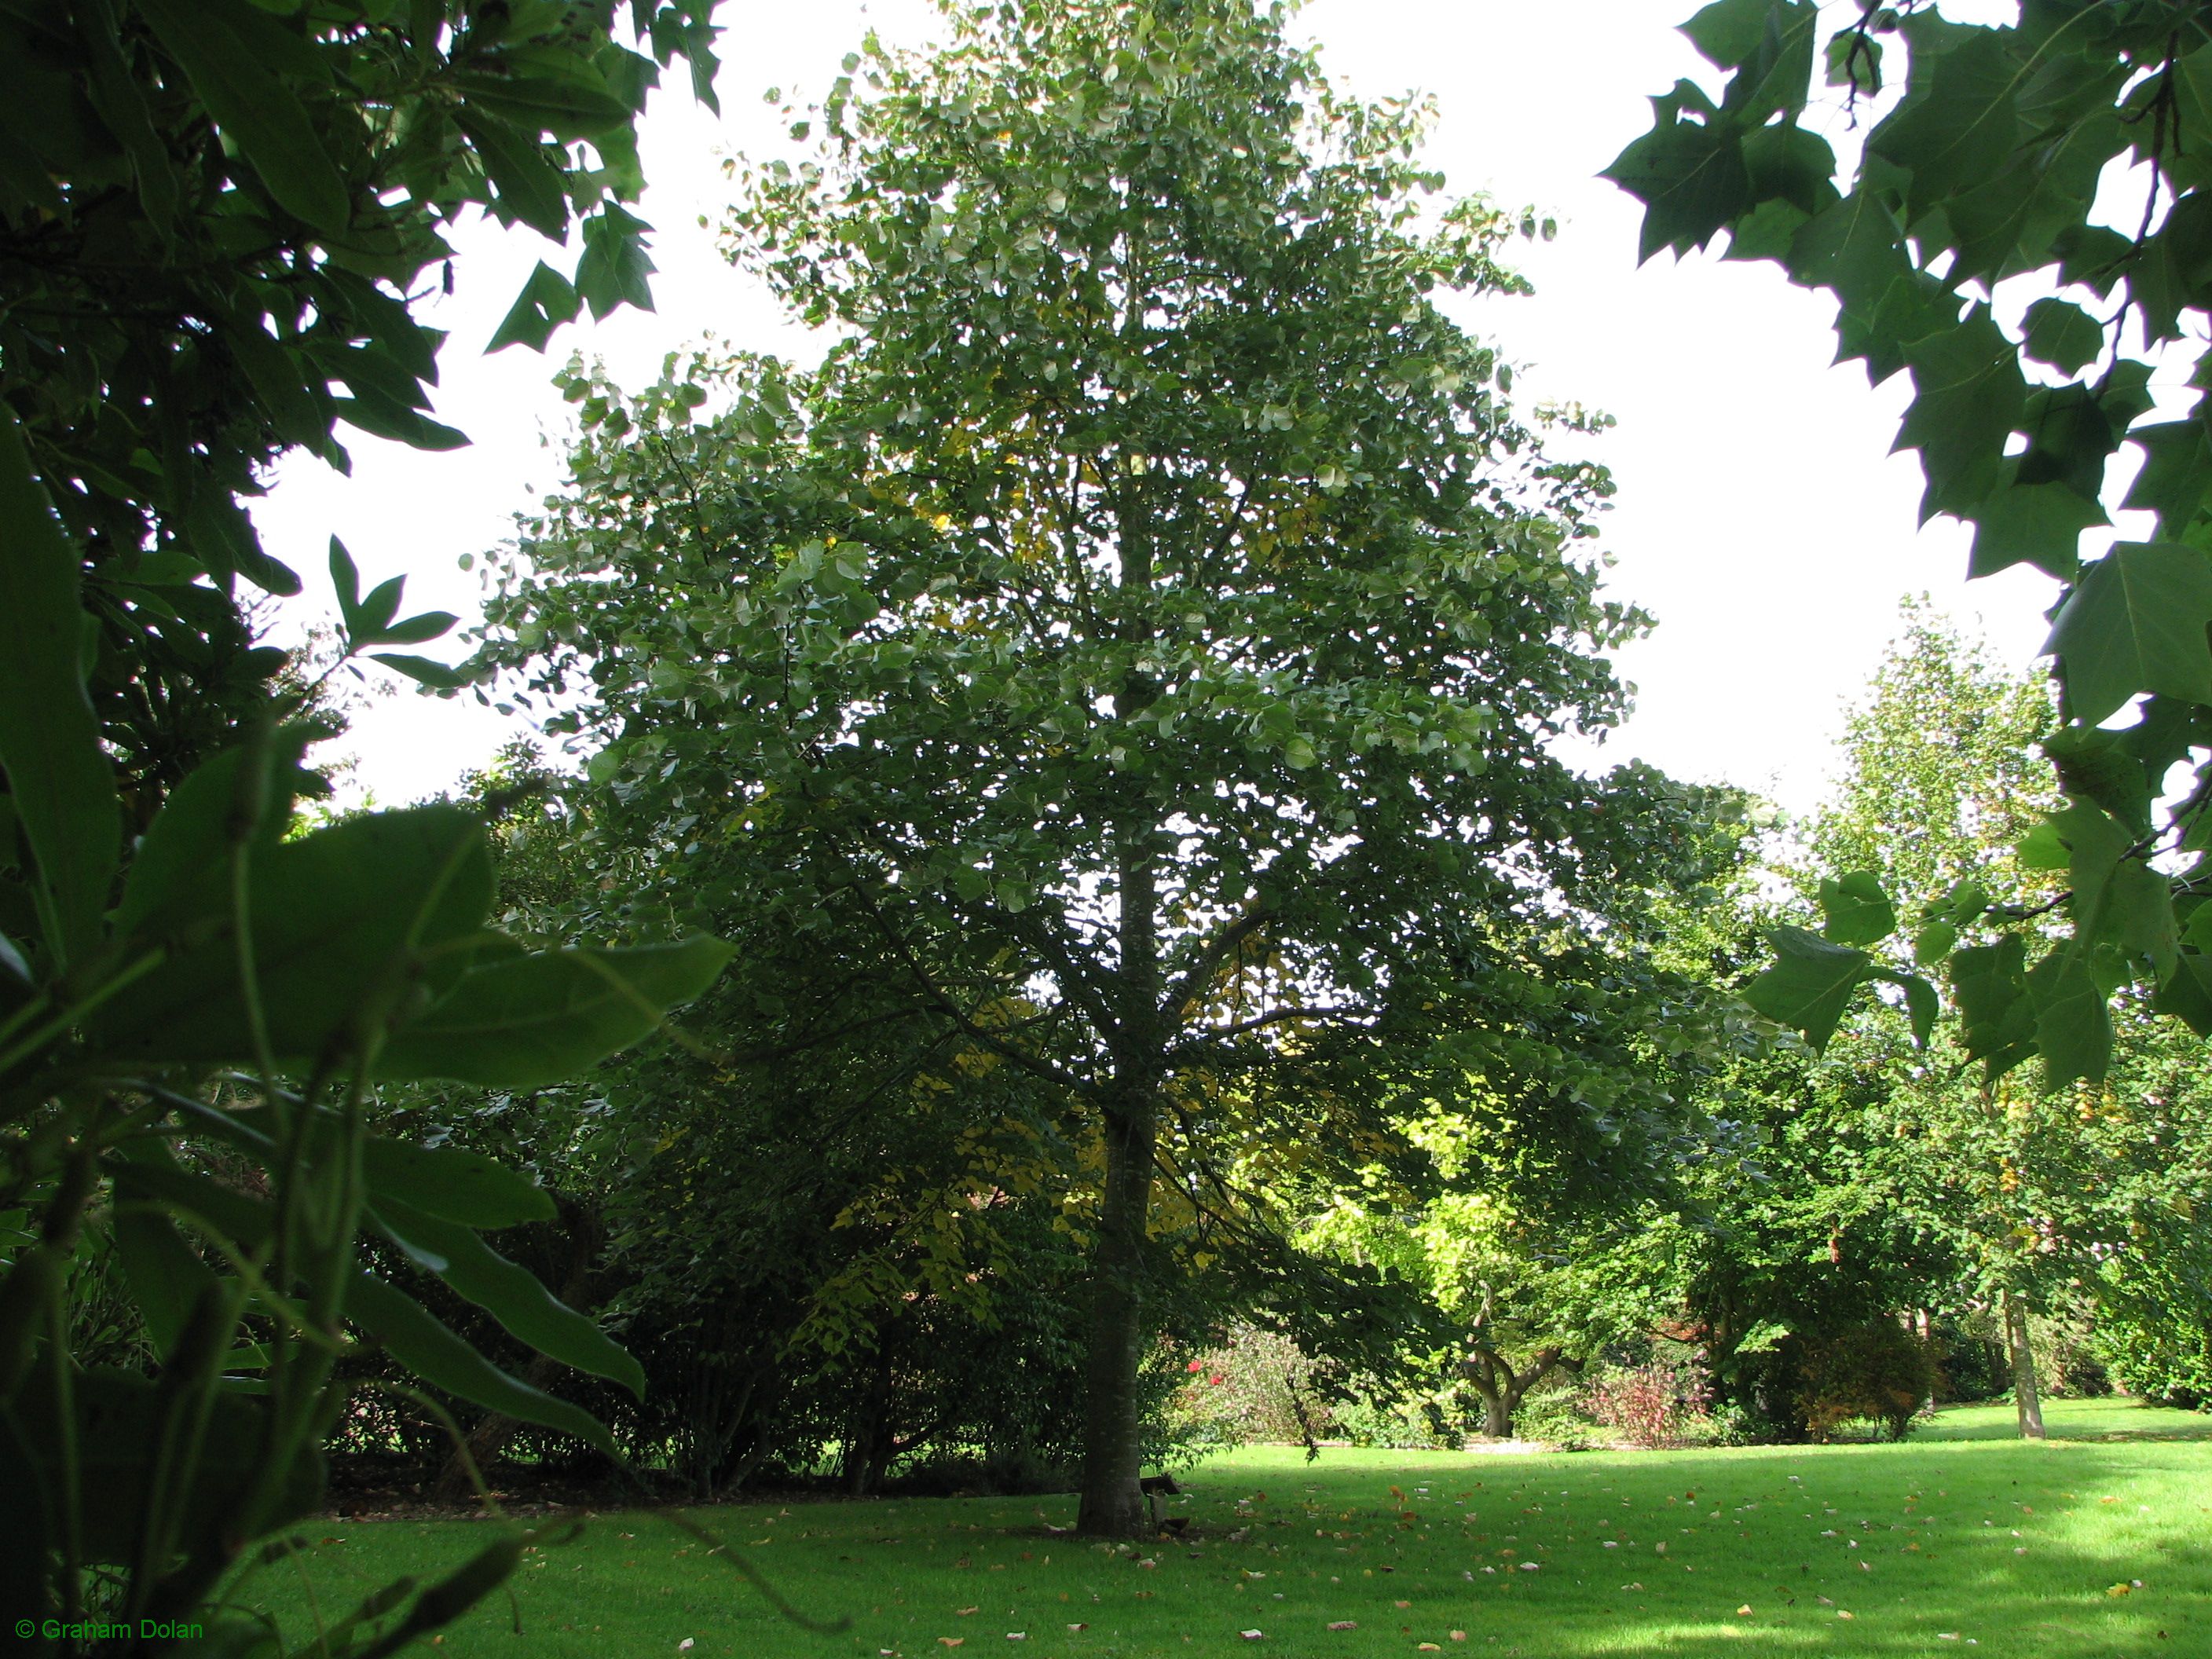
[1079,485,1169,1537]
[430,1193,603,1503]
[2005,1291,2045,1440]
[1076,1081,1159,1536]
[1465,1343,1573,1441]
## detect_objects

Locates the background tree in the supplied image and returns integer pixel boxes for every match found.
[1611,0,2212,1086]
[1729,608,2212,1437]
[485,0,1731,1535]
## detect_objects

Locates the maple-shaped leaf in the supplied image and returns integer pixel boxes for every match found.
[2043,541,2212,723]
[1745,926,1872,1049]
[1896,307,2027,521]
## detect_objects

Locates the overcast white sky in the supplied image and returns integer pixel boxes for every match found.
[260,0,2064,816]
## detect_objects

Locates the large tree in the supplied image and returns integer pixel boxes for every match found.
[488,0,1723,1534]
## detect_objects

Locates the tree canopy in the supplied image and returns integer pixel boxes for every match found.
[485,0,1739,1535]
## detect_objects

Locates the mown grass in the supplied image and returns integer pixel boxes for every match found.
[229,1398,2210,1657]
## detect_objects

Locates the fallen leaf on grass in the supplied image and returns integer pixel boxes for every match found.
[1007,1635,1026,1643]
[1066,1624,1087,1632]
[958,1607,980,1617]
[1837,1610,1855,1621]
[1419,1646,1441,1652]
[939,1643,965,1650]
[1736,1606,1752,1617]
[1240,1632,1263,1642]
[1450,1635,1467,1643]
[1393,1600,1410,1609]
[1327,1621,1357,1631]
[2108,1584,2134,1598]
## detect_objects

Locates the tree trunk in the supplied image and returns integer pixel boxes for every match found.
[1076,1083,1159,1536]
[2005,1291,2045,1441]
[431,1193,603,1503]
[1464,1342,1573,1441]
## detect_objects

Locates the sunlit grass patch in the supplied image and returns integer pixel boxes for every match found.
[233,1401,2210,1657]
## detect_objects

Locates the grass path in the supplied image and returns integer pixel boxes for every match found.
[233,1401,2210,1657]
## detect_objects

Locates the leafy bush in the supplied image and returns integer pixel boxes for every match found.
[1167,1325,1337,1451]
[1582,1356,1714,1448]
[1798,1320,1938,1443]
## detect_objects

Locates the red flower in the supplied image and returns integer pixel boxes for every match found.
[1187,1359,1205,1373]
[1208,1373,1225,1386]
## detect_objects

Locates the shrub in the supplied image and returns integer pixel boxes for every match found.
[1798,1320,1937,1442]
[1168,1324,1338,1449]
[1583,1356,1712,1448]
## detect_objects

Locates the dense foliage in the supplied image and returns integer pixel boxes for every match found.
[0,2,734,1650]
[1613,0,2212,1087]
[481,0,1743,1534]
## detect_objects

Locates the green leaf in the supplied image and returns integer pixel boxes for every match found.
[2042,541,2212,723]
[1679,0,1775,68]
[333,394,470,452]
[1602,85,1752,262]
[113,733,310,941]
[1870,968,1939,1048]
[329,536,363,620]
[1866,27,2025,219]
[359,1140,555,1230]
[346,1270,619,1456]
[2047,797,2133,933]
[575,204,658,320]
[188,490,303,597]
[1896,307,2027,521]
[1913,919,1957,968]
[0,408,117,970]
[2122,420,2212,539]
[92,806,496,1069]
[1817,870,1895,947]
[137,0,351,236]
[1784,191,1921,377]
[1716,1,1818,123]
[370,653,470,690]
[1950,933,2034,1073]
[2016,816,2071,870]
[2044,726,2152,831]
[2026,947,2111,1088]
[1741,123,1837,216]
[489,261,584,353]
[376,937,733,1087]
[112,1203,222,1361]
[369,1197,643,1396]
[2100,859,2179,980]
[2022,298,2105,375]
[1966,473,2104,580]
[363,611,460,649]
[455,108,572,240]
[452,69,635,139]
[2152,951,2212,1035]
[1744,925,1871,1049]
[1825,31,1882,96]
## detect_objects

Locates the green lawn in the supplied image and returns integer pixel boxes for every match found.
[229,1399,2210,1657]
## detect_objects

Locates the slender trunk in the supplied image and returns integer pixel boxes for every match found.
[1077,1081,1159,1536]
[2005,1291,2045,1441]
[431,1195,602,1503]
